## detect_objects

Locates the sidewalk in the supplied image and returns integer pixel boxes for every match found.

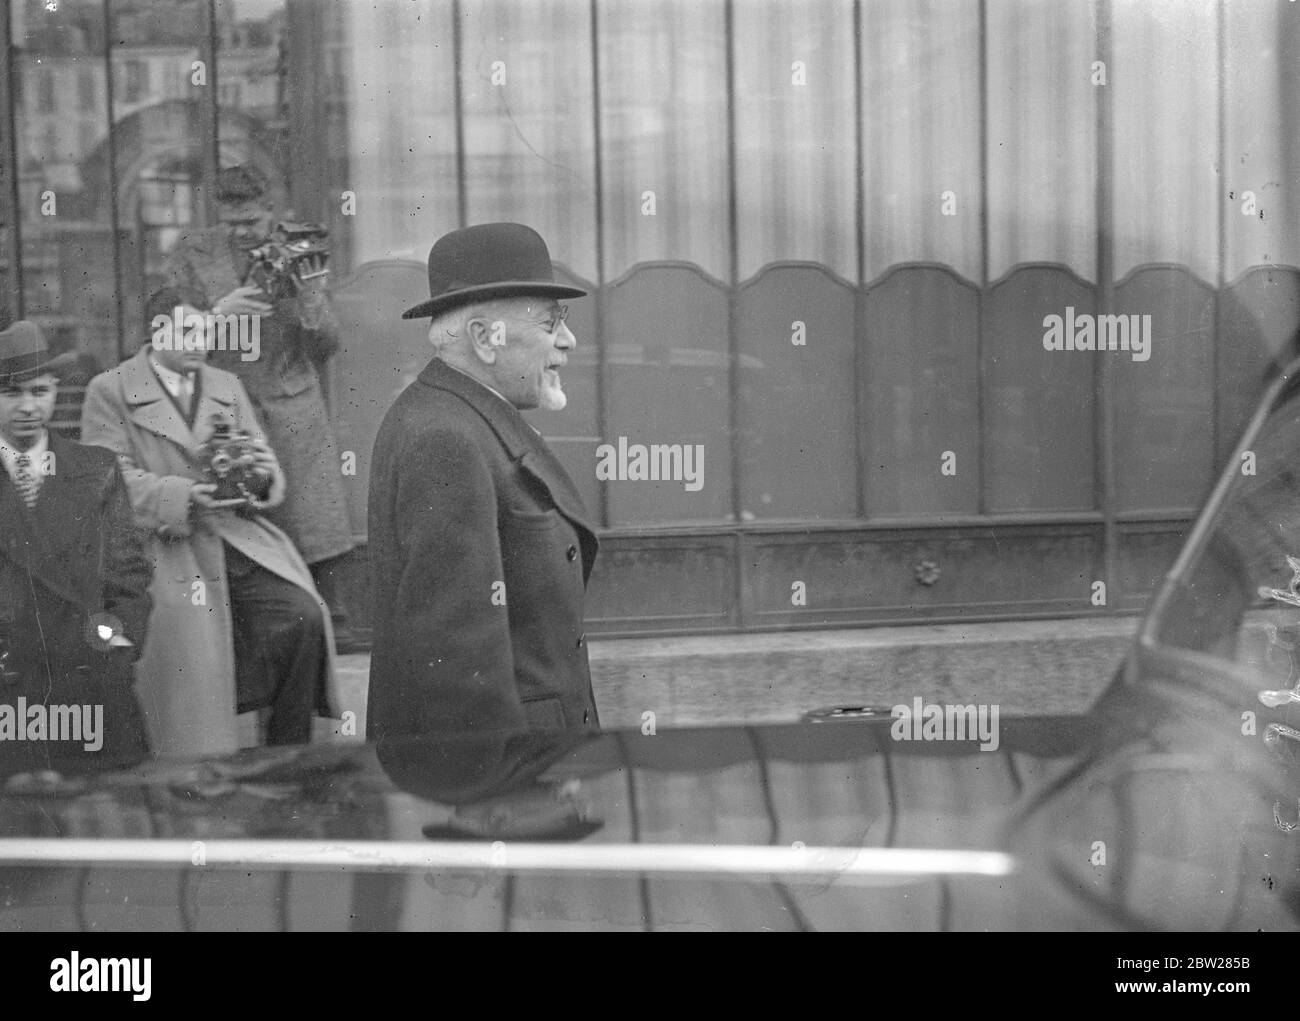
[329,616,1138,736]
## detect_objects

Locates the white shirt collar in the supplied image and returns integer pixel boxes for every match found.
[442,362,511,406]
[439,361,542,435]
[149,353,194,398]
[0,429,49,480]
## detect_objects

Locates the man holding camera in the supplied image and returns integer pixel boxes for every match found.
[80,287,340,758]
[160,164,357,646]
[0,320,153,774]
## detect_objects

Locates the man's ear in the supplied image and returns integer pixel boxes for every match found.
[465,314,507,364]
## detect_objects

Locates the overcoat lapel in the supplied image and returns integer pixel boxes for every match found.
[0,434,97,612]
[416,358,599,574]
[120,347,196,449]
[189,366,239,441]
[0,472,43,589]
[517,446,596,549]
[119,346,241,452]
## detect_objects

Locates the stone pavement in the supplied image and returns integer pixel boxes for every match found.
[326,616,1139,737]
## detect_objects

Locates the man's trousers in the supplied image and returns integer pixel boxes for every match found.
[224,542,327,746]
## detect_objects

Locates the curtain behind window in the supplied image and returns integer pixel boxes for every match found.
[323,0,1300,527]
[343,0,459,263]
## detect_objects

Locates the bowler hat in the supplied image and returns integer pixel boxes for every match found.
[0,321,76,385]
[214,164,269,203]
[401,222,586,320]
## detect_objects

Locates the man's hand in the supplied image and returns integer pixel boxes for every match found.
[290,253,330,293]
[244,438,278,478]
[213,285,272,317]
[189,482,245,511]
[242,439,284,510]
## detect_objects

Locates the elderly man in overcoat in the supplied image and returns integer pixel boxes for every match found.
[0,321,153,774]
[159,164,357,642]
[80,288,341,758]
[367,223,600,741]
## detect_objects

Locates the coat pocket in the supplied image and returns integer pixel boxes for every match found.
[503,506,562,531]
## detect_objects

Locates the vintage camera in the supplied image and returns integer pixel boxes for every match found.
[197,416,271,503]
[244,221,330,298]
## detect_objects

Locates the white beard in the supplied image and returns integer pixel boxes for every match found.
[539,371,567,411]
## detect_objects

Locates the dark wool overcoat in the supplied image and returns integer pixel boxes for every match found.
[367,358,600,741]
[0,432,153,773]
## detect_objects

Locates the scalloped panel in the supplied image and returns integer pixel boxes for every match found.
[601,265,732,525]
[863,267,980,516]
[736,266,857,520]
[983,266,1097,512]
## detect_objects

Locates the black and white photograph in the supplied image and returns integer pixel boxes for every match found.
[0,0,1297,958]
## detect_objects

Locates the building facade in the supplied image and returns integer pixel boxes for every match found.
[1,0,1298,637]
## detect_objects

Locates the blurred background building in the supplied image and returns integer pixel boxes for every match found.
[1,0,1297,642]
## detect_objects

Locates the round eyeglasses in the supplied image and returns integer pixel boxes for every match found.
[542,304,570,333]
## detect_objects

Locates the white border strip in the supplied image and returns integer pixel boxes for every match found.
[0,840,1013,881]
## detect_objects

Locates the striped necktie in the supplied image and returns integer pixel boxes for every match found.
[13,453,39,509]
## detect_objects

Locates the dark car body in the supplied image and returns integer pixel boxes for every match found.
[3,364,1300,931]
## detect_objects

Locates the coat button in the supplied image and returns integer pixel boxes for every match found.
[566,544,578,561]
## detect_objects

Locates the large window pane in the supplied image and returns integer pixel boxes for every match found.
[597,0,733,525]
[1224,0,1300,279]
[13,0,119,369]
[1112,0,1217,283]
[460,0,597,283]
[214,0,288,216]
[12,0,210,374]
[338,0,457,263]
[732,0,859,521]
[599,0,729,282]
[733,0,856,282]
[109,0,209,334]
[985,0,1096,282]
[861,0,981,284]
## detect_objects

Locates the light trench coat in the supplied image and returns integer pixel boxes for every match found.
[80,346,340,759]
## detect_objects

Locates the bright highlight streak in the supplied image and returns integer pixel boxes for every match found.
[0,840,1014,883]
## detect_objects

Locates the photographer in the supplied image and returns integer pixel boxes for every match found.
[160,164,357,649]
[79,287,340,758]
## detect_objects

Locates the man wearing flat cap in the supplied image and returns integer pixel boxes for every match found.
[367,222,601,740]
[0,321,153,773]
[160,164,357,645]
